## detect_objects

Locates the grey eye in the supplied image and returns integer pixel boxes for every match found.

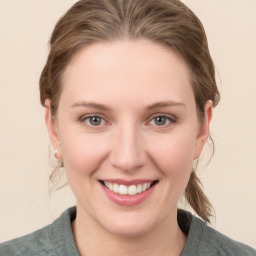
[154,116,168,126]
[87,116,103,126]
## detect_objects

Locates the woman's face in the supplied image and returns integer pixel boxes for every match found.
[46,40,211,236]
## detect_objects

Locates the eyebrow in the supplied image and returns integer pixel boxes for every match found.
[71,100,185,110]
[71,101,111,111]
[147,101,185,110]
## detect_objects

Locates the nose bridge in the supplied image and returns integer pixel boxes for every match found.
[110,120,146,171]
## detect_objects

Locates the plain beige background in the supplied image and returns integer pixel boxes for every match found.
[0,0,255,248]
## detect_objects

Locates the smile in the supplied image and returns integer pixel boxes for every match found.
[102,181,158,196]
[100,180,158,206]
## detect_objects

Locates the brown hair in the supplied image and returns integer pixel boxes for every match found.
[40,0,220,222]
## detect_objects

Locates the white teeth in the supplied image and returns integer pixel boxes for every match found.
[113,183,119,193]
[103,181,155,196]
[137,184,142,193]
[108,182,113,191]
[119,185,128,195]
[128,185,137,195]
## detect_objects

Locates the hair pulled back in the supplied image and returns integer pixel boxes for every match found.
[40,0,220,223]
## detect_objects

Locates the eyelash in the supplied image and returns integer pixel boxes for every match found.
[79,114,107,128]
[148,114,177,127]
[79,113,177,129]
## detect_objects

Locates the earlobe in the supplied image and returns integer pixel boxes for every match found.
[45,99,61,158]
[193,100,213,159]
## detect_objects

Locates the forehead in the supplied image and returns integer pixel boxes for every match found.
[60,40,194,108]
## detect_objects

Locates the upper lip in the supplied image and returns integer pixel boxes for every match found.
[99,179,158,186]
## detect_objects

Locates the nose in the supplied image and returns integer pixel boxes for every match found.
[109,123,147,172]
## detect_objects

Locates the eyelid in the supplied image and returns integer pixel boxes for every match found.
[147,113,177,126]
[79,113,109,127]
[78,112,177,128]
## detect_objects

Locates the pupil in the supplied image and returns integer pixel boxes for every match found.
[90,117,101,126]
[155,116,166,125]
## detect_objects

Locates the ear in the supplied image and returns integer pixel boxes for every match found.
[193,100,213,159]
[45,99,62,159]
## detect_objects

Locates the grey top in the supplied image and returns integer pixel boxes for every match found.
[0,206,255,256]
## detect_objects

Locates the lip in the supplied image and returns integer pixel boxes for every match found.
[101,179,155,186]
[99,180,158,206]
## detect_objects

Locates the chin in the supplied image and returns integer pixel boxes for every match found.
[101,212,159,237]
[107,223,152,238]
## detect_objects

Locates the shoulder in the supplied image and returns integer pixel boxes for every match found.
[199,223,255,255]
[0,223,53,256]
[0,206,79,256]
[181,212,256,256]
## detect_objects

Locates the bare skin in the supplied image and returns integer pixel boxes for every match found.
[71,201,187,256]
[45,40,212,256]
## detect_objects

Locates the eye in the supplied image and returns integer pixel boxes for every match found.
[82,115,106,127]
[153,116,169,126]
[148,114,176,127]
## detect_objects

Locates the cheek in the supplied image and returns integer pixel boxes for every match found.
[59,131,110,205]
[149,132,196,170]
[148,133,196,191]
[59,129,109,177]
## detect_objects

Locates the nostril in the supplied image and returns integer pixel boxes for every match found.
[109,138,147,171]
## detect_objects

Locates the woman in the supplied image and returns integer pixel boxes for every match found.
[0,0,255,255]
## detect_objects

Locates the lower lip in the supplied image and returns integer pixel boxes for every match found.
[100,182,157,206]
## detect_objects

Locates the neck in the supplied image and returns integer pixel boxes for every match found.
[72,203,187,256]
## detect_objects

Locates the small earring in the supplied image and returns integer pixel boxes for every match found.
[54,149,60,159]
